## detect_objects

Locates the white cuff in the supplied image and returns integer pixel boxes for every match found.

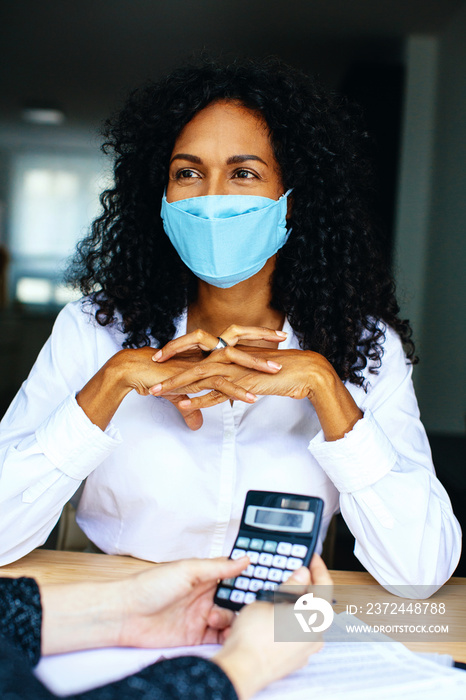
[307,409,397,493]
[35,395,122,480]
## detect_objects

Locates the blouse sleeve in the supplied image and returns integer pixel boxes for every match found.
[308,325,462,598]
[0,301,122,565]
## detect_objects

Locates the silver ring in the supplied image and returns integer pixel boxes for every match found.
[212,336,228,351]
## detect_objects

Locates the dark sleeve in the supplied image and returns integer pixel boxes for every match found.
[70,656,239,700]
[0,645,238,700]
[0,577,42,665]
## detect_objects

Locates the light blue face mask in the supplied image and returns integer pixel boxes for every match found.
[160,190,292,288]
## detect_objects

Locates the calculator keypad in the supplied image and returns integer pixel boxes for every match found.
[217,536,308,607]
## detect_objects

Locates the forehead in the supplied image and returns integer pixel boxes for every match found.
[172,100,273,154]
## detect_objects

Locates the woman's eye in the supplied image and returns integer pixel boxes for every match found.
[175,169,199,180]
[233,169,257,179]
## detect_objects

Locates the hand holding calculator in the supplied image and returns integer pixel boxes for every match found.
[214,490,324,611]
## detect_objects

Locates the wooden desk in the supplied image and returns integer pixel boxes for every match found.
[0,548,152,585]
[1,549,466,662]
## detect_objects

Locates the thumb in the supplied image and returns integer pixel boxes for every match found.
[285,566,311,585]
[166,394,204,430]
[180,406,203,431]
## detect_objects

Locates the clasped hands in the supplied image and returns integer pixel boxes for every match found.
[144,325,334,431]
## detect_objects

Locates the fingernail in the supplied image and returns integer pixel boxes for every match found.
[276,331,287,337]
[246,392,257,402]
[152,350,162,361]
[150,384,162,394]
[267,361,282,370]
[179,399,191,407]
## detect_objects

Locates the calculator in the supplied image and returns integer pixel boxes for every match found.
[214,490,323,611]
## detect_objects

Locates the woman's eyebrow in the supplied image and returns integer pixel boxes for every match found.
[170,153,202,165]
[226,155,267,165]
[169,153,268,166]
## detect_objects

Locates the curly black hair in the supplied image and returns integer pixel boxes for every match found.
[68,55,416,387]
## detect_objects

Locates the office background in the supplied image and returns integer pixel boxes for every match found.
[0,1,464,572]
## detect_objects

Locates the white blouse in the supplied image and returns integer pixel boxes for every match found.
[0,299,461,596]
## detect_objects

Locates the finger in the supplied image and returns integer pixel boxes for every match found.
[213,345,282,373]
[185,556,251,586]
[182,410,204,431]
[309,553,333,586]
[150,368,258,403]
[152,328,217,362]
[165,394,204,431]
[179,391,231,410]
[177,380,257,408]
[202,626,228,645]
[219,324,288,347]
[206,606,236,631]
[218,626,232,643]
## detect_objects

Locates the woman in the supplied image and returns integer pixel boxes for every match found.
[0,554,328,699]
[0,57,461,594]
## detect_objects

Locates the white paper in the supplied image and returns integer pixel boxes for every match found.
[35,613,466,699]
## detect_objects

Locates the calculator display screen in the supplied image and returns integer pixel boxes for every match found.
[244,505,315,533]
[254,509,303,528]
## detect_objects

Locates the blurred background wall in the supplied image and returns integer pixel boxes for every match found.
[0,0,464,568]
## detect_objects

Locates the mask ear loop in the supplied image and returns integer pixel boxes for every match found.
[279,189,293,231]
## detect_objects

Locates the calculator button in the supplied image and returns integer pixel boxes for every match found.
[244,565,255,577]
[282,570,293,582]
[216,587,231,599]
[231,548,246,559]
[249,579,265,592]
[267,568,282,582]
[272,555,287,569]
[263,540,278,553]
[267,568,283,582]
[236,536,250,549]
[277,542,292,556]
[254,566,269,580]
[263,581,278,591]
[291,544,308,558]
[286,557,304,570]
[230,590,245,603]
[250,538,264,551]
[235,577,250,591]
[258,553,274,567]
[222,577,236,587]
[246,551,259,564]
[244,592,257,604]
